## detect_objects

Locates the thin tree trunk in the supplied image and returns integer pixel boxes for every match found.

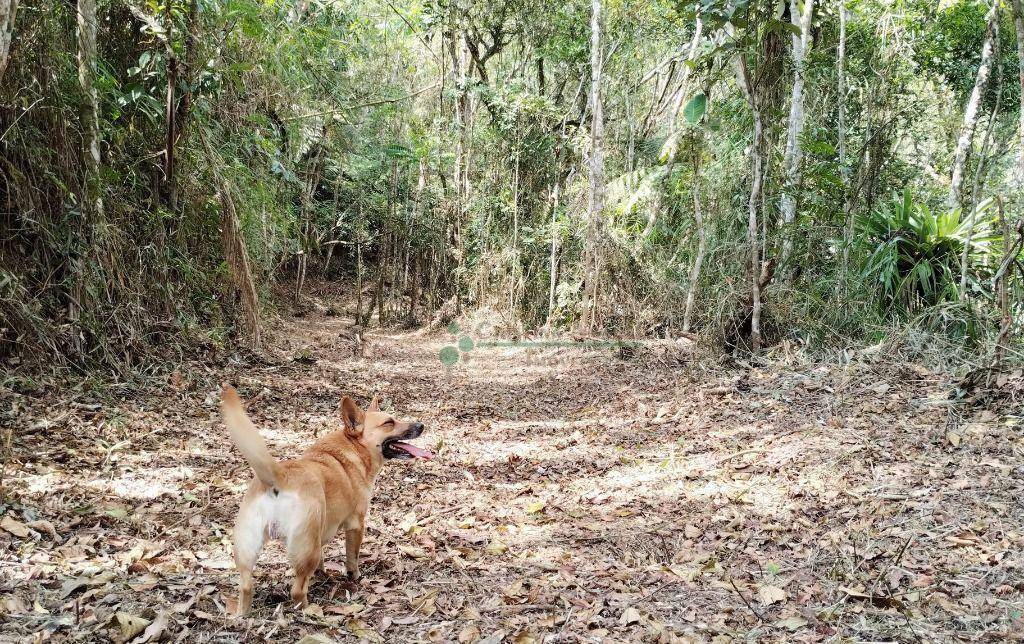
[0,0,17,82]
[219,180,261,350]
[858,18,891,217]
[626,97,635,180]
[413,158,426,221]
[510,148,521,315]
[447,29,471,312]
[355,230,363,324]
[548,182,561,321]
[735,53,764,354]
[388,160,400,317]
[838,0,853,285]
[322,170,344,277]
[993,197,1012,368]
[779,0,815,273]
[949,1,999,209]
[171,0,198,249]
[77,0,102,220]
[294,248,306,303]
[455,36,472,211]
[295,146,324,303]
[959,27,1003,300]
[376,231,387,327]
[1013,0,1024,183]
[407,157,425,322]
[163,0,177,210]
[581,0,605,334]
[71,0,103,353]
[682,144,705,333]
[407,251,418,322]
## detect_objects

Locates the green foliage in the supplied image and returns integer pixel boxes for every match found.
[915,2,1021,112]
[1,0,1020,369]
[856,189,995,313]
[682,93,707,124]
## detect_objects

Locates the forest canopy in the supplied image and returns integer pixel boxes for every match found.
[0,0,1022,369]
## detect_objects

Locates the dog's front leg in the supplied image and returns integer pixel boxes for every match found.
[344,522,364,580]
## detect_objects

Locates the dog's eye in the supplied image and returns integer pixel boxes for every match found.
[383,419,395,426]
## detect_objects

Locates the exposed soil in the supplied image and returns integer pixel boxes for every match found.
[1,301,1022,643]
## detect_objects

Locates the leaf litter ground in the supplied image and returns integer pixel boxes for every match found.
[1,307,1022,642]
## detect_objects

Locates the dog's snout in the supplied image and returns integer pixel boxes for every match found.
[409,422,424,437]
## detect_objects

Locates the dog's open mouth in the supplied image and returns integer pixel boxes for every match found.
[382,432,433,460]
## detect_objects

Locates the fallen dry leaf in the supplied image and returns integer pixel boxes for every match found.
[757,584,787,606]
[619,606,642,625]
[398,544,429,560]
[345,618,383,643]
[458,623,481,643]
[485,539,508,555]
[0,516,29,538]
[130,610,168,644]
[114,612,151,641]
[775,615,808,630]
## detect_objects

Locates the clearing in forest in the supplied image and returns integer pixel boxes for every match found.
[1,305,1022,642]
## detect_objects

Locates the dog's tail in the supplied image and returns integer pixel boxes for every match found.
[220,384,279,489]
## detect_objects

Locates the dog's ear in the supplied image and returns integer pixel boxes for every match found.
[367,395,380,412]
[340,396,364,436]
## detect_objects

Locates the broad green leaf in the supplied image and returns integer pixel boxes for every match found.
[683,93,707,124]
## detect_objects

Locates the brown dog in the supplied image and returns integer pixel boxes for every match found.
[220,385,432,615]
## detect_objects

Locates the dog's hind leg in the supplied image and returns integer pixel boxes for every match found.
[287,520,322,608]
[233,496,266,616]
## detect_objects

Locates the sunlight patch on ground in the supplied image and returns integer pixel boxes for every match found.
[85,465,194,500]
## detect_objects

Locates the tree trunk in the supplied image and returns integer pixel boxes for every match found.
[993,197,1013,368]
[1013,0,1024,184]
[387,160,400,317]
[838,0,853,286]
[77,0,103,220]
[163,0,177,210]
[547,182,561,322]
[322,171,344,278]
[355,231,363,324]
[447,29,472,312]
[219,180,261,350]
[408,251,419,322]
[71,0,103,352]
[779,0,815,273]
[735,53,764,354]
[0,0,17,82]
[407,157,426,322]
[295,146,323,304]
[581,0,605,334]
[376,232,387,327]
[959,26,1003,300]
[682,144,705,333]
[949,1,999,209]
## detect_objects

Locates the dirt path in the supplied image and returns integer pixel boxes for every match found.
[1,307,1022,642]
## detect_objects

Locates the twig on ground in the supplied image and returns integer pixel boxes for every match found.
[730,577,765,623]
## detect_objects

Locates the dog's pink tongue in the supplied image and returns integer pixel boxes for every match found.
[393,442,434,459]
